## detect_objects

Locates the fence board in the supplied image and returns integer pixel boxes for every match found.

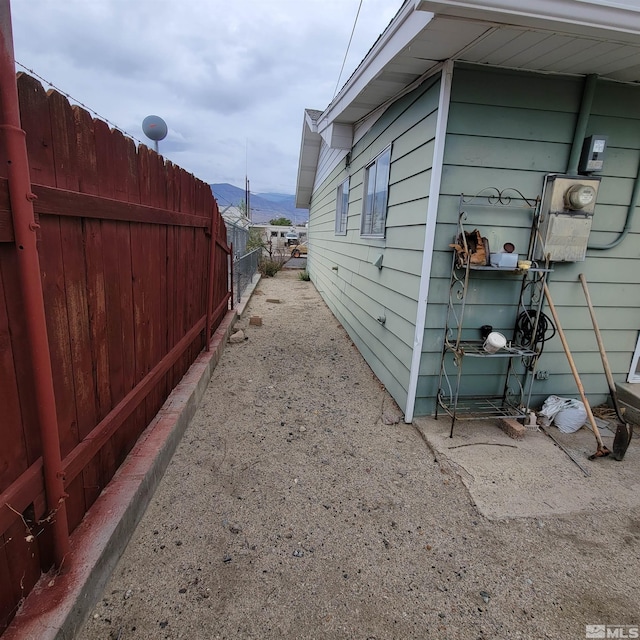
[0,265,26,492]
[47,89,83,471]
[95,121,124,486]
[21,72,78,461]
[0,540,15,634]
[107,132,135,466]
[121,136,147,450]
[73,106,104,516]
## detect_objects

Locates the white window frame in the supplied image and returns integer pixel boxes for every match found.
[335,177,349,235]
[628,333,640,383]
[360,145,391,238]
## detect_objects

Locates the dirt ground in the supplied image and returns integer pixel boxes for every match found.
[78,268,640,640]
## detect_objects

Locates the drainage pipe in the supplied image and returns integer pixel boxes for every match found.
[0,0,70,566]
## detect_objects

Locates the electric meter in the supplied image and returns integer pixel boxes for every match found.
[535,174,601,262]
[565,184,597,210]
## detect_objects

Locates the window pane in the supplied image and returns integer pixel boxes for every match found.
[336,178,349,235]
[361,147,390,237]
[372,149,390,235]
[362,163,376,234]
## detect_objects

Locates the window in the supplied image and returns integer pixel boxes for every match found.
[335,178,349,235]
[361,146,391,238]
[629,333,640,383]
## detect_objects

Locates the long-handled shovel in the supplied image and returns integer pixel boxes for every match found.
[542,282,611,459]
[579,274,632,461]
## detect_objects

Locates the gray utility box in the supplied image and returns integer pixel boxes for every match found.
[535,174,601,263]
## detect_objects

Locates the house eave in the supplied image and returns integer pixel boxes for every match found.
[321,0,640,128]
[416,0,640,41]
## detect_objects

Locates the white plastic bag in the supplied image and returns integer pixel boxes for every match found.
[554,399,587,433]
[538,395,586,433]
[539,395,568,422]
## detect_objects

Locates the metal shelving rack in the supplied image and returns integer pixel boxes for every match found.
[436,187,551,437]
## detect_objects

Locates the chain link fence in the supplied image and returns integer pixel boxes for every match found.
[225,219,259,304]
[233,248,260,303]
[226,218,248,257]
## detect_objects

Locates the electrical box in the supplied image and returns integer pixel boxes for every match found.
[580,135,608,173]
[535,174,601,262]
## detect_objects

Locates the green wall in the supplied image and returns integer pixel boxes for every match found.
[308,62,640,419]
[414,63,640,416]
[307,77,441,411]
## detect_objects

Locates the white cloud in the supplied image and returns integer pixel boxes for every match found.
[11,0,402,193]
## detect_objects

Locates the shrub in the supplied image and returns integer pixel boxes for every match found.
[259,257,283,277]
[298,270,311,281]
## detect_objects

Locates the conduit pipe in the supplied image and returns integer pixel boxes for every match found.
[0,0,70,567]
[567,73,638,250]
[567,74,598,176]
[588,155,640,250]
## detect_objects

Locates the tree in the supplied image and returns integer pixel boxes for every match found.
[247,227,266,252]
[269,217,292,226]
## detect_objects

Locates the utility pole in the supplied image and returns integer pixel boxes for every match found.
[245,176,251,222]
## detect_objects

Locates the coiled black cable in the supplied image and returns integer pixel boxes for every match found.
[515,309,556,370]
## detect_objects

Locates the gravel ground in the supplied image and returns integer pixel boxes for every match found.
[78,269,640,640]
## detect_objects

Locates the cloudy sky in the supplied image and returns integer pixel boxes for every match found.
[11,0,402,196]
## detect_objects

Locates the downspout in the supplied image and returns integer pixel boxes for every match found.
[405,60,454,424]
[0,1,70,566]
[567,73,637,250]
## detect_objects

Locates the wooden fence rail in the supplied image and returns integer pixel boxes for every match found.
[0,71,231,633]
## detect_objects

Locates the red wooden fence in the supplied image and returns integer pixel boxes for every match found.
[0,72,231,633]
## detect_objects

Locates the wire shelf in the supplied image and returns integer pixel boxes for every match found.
[436,395,528,421]
[447,340,537,358]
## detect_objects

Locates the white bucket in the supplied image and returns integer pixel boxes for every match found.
[483,331,507,353]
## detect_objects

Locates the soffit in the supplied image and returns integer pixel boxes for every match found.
[328,10,640,126]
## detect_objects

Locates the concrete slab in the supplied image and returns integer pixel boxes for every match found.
[414,415,640,520]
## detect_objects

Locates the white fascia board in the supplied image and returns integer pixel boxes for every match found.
[415,0,640,39]
[319,122,353,150]
[295,116,322,210]
[404,60,454,424]
[304,110,319,132]
[319,3,435,128]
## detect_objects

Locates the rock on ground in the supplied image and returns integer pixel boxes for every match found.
[78,270,640,640]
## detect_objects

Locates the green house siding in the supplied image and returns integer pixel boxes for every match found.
[307,77,441,412]
[415,63,640,417]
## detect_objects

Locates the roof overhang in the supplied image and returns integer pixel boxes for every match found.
[416,0,640,42]
[295,0,640,208]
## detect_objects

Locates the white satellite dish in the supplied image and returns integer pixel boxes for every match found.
[142,115,168,153]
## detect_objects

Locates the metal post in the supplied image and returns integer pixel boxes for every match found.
[229,242,234,310]
[205,203,216,351]
[0,0,69,566]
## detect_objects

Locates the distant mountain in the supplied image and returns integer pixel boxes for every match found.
[210,183,308,225]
